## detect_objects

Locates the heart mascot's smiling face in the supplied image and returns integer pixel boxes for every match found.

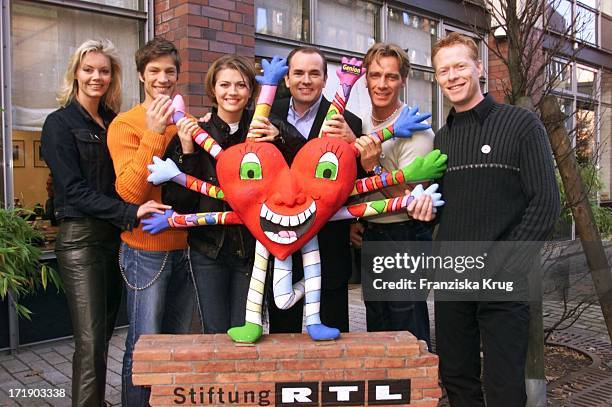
[217,137,357,260]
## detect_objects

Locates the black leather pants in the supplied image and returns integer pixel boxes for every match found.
[55,218,122,407]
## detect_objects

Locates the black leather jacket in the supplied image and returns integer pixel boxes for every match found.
[41,100,138,230]
[162,109,305,259]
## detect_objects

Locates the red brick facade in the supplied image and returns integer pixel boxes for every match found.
[133,332,441,406]
[487,38,509,104]
[154,0,255,117]
[487,36,546,107]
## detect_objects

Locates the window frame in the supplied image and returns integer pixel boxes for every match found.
[254,1,488,132]
[548,58,605,209]
[1,0,152,209]
[547,0,602,47]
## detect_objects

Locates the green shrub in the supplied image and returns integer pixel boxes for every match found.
[0,208,62,318]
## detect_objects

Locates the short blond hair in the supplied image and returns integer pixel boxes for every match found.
[364,43,411,79]
[57,39,122,112]
[432,33,479,65]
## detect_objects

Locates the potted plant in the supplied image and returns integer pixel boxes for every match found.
[0,207,62,319]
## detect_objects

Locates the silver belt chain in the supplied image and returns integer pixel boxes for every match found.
[118,246,169,291]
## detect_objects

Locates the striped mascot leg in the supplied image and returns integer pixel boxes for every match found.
[301,236,340,341]
[272,256,305,310]
[227,241,270,343]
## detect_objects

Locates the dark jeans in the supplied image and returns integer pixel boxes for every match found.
[119,244,194,407]
[189,248,252,333]
[55,218,122,407]
[363,220,431,349]
[435,301,529,407]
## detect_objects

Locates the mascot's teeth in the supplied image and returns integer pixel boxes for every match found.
[264,231,298,244]
[260,202,316,226]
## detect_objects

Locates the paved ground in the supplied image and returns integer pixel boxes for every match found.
[0,284,609,406]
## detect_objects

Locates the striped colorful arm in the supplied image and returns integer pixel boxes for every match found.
[169,210,242,227]
[246,84,276,139]
[192,126,223,159]
[247,56,288,139]
[369,106,432,143]
[369,125,397,143]
[171,173,225,200]
[351,168,408,196]
[350,150,447,195]
[317,57,365,138]
[167,95,224,159]
[330,184,444,221]
[141,209,242,234]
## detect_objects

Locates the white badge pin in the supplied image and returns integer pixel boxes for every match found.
[481,144,491,154]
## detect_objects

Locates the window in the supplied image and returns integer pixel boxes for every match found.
[548,0,601,46]
[599,70,611,202]
[255,0,309,42]
[96,0,142,10]
[575,101,596,165]
[576,2,598,44]
[387,7,438,67]
[406,70,438,130]
[549,58,573,92]
[549,0,573,33]
[548,60,610,203]
[7,0,145,208]
[254,1,453,140]
[576,65,597,97]
[316,0,379,53]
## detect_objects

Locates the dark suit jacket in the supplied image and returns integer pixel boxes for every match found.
[270,97,363,289]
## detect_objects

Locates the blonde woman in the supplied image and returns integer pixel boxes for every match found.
[41,39,167,407]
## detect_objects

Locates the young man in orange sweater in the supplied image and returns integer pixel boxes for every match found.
[107,38,194,407]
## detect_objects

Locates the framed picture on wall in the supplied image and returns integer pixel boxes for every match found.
[12,140,25,167]
[33,140,46,168]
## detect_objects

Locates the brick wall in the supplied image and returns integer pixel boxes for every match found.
[487,36,546,107]
[133,332,441,406]
[487,38,509,104]
[154,0,255,117]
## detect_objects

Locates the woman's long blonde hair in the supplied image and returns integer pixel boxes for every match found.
[57,39,122,112]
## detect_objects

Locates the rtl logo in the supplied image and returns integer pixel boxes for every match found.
[275,380,410,406]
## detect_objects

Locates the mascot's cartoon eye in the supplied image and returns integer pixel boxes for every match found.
[240,152,262,180]
[315,152,339,180]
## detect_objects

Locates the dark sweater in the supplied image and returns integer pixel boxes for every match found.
[434,94,560,242]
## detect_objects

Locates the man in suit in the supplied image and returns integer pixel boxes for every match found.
[268,46,370,333]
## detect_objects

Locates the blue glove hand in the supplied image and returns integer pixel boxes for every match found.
[147,156,182,185]
[410,183,445,213]
[256,56,289,85]
[394,106,432,139]
[142,209,174,234]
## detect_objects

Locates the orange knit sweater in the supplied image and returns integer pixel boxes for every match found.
[107,104,187,251]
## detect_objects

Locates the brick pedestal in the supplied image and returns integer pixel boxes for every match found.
[133,332,440,406]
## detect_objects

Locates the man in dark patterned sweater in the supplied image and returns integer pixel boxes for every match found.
[431,33,560,406]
